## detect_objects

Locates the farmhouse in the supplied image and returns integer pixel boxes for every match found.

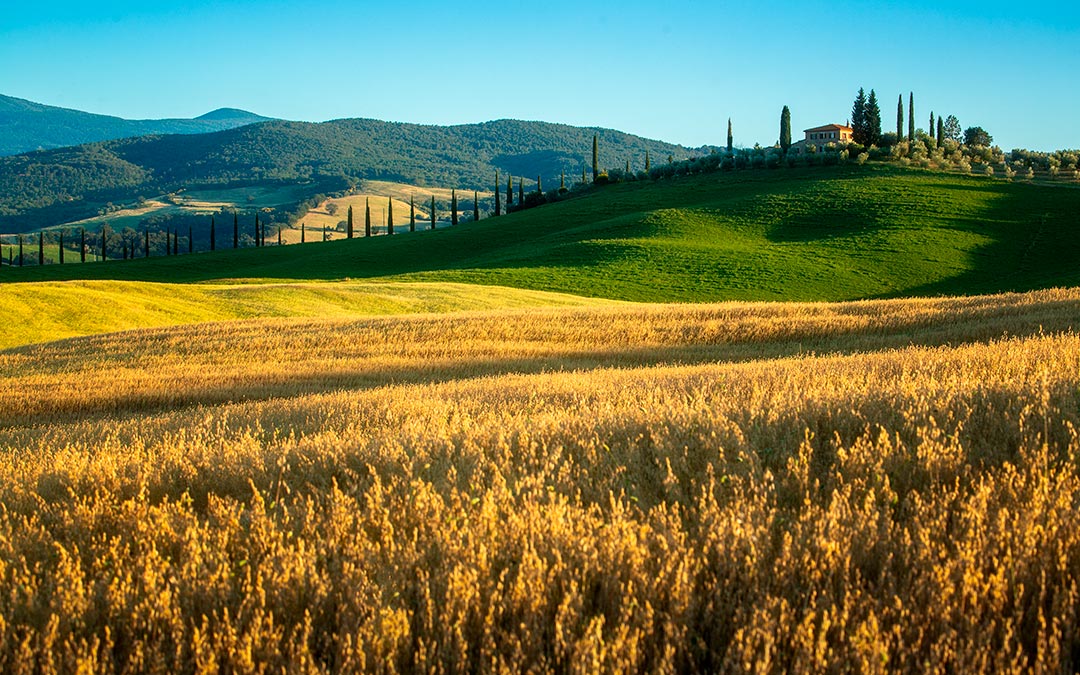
[803,124,853,144]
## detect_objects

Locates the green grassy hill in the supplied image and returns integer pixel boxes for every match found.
[5,165,1080,303]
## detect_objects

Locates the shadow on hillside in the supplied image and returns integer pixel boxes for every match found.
[884,181,1080,298]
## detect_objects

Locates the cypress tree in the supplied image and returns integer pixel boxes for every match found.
[233,213,239,249]
[189,225,193,253]
[255,214,261,247]
[410,196,416,231]
[38,231,43,266]
[560,171,566,190]
[101,226,107,261]
[537,175,542,194]
[18,235,23,267]
[625,159,630,174]
[851,88,867,145]
[937,116,945,145]
[302,222,306,243]
[430,195,436,230]
[581,166,586,184]
[908,92,915,142]
[645,150,651,172]
[494,171,501,216]
[865,89,882,146]
[592,134,599,181]
[451,189,458,226]
[210,215,216,251]
[473,191,479,222]
[347,205,354,238]
[323,224,327,241]
[780,105,792,154]
[81,229,86,262]
[59,232,64,264]
[144,228,149,258]
[929,111,935,142]
[727,118,733,154]
[897,94,904,139]
[388,198,395,234]
[518,178,523,205]
[277,226,282,246]
[507,174,514,207]
[365,198,372,237]
[124,242,129,260]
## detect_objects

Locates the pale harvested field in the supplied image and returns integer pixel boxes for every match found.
[2,288,1080,672]
[298,180,492,234]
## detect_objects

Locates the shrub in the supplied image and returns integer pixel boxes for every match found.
[984,165,995,177]
[839,149,849,162]
[856,152,869,165]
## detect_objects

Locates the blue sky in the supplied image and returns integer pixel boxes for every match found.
[2,1,1077,151]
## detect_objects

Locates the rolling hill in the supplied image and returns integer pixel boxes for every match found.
[0,117,705,232]
[6,165,1080,305]
[0,93,270,156]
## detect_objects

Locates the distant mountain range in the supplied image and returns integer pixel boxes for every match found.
[0,112,708,232]
[0,94,271,155]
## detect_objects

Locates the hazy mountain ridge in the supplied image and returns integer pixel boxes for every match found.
[0,94,271,156]
[0,116,706,231]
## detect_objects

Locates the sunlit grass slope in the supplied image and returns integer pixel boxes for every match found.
[8,165,1080,302]
[0,279,616,349]
[2,288,1080,671]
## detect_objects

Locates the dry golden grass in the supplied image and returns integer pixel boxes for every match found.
[297,181,491,235]
[2,288,1080,672]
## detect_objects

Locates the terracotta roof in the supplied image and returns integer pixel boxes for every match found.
[804,124,852,132]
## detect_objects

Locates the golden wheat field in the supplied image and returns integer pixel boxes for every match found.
[3,287,1080,672]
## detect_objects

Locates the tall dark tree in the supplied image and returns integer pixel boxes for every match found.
[101,226,107,261]
[233,213,239,249]
[301,222,306,243]
[347,205,354,238]
[727,118,733,154]
[254,214,260,247]
[494,171,501,216]
[410,196,416,231]
[780,105,792,154]
[210,215,216,251]
[581,166,586,184]
[473,191,479,222]
[537,175,542,194]
[451,189,458,226]
[937,116,945,145]
[59,232,64,264]
[18,235,23,267]
[560,172,566,190]
[851,88,868,145]
[645,150,651,172]
[518,178,523,205]
[38,231,43,266]
[896,94,904,139]
[277,227,282,246]
[144,228,149,258]
[929,111,935,143]
[507,174,514,207]
[365,198,372,237]
[625,159,630,174]
[963,126,992,147]
[189,225,193,254]
[592,134,599,181]
[388,198,395,235]
[430,195,436,230]
[908,92,915,142]
[865,89,882,146]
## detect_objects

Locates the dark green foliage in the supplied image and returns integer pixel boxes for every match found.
[101,226,107,261]
[866,90,882,147]
[451,189,458,226]
[301,222,306,243]
[908,92,915,143]
[943,115,962,143]
[410,196,416,231]
[518,179,524,206]
[189,226,193,253]
[964,127,993,147]
[645,151,651,172]
[929,112,935,143]
[592,135,599,182]
[897,94,904,139]
[347,205,354,239]
[255,214,261,248]
[494,171,501,217]
[537,175,542,194]
[430,196,436,230]
[210,216,216,251]
[59,232,64,264]
[277,226,281,246]
[780,106,792,154]
[727,119,733,154]
[18,236,22,267]
[233,213,239,249]
[144,228,149,258]
[38,232,43,266]
[366,199,372,237]
[388,198,394,235]
[82,229,86,262]
[937,117,944,146]
[473,191,479,223]
[852,89,868,145]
